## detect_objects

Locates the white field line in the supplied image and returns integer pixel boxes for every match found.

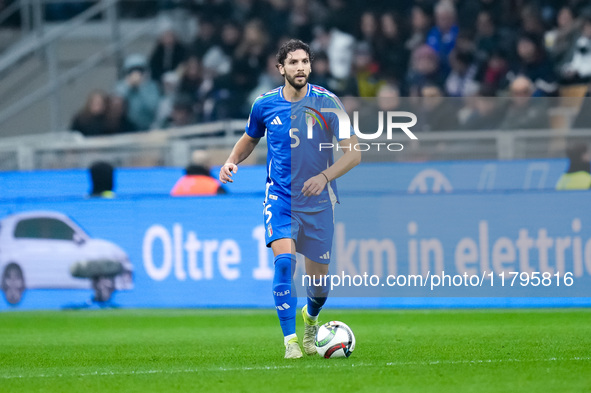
[1,357,589,380]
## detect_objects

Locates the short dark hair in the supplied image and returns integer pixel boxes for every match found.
[276,39,314,66]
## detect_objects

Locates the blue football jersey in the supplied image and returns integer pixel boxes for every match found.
[245,84,350,212]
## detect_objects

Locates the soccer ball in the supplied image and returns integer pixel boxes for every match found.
[314,321,355,358]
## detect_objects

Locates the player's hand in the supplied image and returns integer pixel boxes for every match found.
[301,174,328,197]
[219,163,238,184]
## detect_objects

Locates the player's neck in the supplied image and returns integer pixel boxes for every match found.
[283,82,308,102]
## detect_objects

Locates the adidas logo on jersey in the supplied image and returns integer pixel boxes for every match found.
[271,116,282,125]
[319,252,330,260]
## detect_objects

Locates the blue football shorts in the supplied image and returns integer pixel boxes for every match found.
[263,198,334,264]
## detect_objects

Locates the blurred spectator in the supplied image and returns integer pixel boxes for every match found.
[162,95,195,129]
[478,0,504,25]
[508,33,558,96]
[556,142,591,190]
[179,56,207,107]
[262,0,291,39]
[357,11,379,50]
[89,161,115,198]
[405,3,434,52]
[474,10,499,58]
[310,25,331,54]
[212,58,257,119]
[70,90,109,136]
[498,76,549,130]
[49,0,591,135]
[115,54,161,131]
[104,95,136,134]
[308,51,332,89]
[202,21,242,77]
[249,53,286,102]
[149,25,187,84]
[325,0,357,34]
[289,0,319,44]
[229,0,260,25]
[352,42,384,98]
[545,6,580,67]
[454,30,478,54]
[234,19,270,81]
[445,49,480,97]
[498,0,525,32]
[375,12,410,84]
[376,83,402,112]
[462,85,505,130]
[153,71,180,129]
[327,28,356,80]
[521,3,546,36]
[481,49,509,92]
[456,0,502,32]
[190,18,218,58]
[560,13,591,83]
[418,83,460,131]
[426,0,459,74]
[308,51,358,96]
[171,151,226,196]
[405,44,444,97]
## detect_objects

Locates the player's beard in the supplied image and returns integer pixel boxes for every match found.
[286,73,308,90]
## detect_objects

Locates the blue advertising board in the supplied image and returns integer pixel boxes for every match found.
[1,187,590,310]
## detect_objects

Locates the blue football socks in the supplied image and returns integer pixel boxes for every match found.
[273,253,297,337]
[306,275,329,318]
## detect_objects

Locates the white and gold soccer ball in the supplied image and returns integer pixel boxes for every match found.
[314,321,355,358]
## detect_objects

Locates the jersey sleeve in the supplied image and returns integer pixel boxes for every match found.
[245,99,266,138]
[324,94,352,141]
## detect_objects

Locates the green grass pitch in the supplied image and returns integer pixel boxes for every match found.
[0,308,590,392]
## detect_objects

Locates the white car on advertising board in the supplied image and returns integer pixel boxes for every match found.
[0,211,133,305]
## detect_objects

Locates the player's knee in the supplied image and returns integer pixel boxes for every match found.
[274,253,295,282]
[306,260,329,277]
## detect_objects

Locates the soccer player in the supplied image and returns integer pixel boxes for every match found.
[219,39,361,359]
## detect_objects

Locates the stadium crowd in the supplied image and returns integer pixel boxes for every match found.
[69,0,591,136]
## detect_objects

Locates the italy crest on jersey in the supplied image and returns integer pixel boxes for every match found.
[305,111,316,127]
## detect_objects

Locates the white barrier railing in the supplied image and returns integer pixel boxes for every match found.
[0,121,590,170]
